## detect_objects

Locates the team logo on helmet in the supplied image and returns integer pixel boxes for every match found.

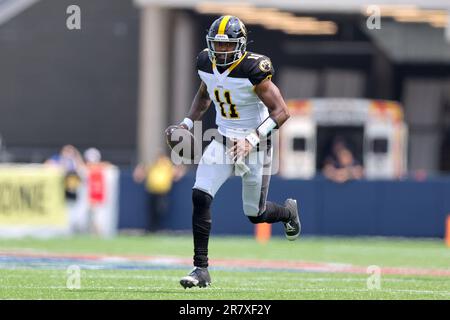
[259,59,272,72]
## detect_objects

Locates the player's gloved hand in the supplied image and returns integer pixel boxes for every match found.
[228,139,254,162]
[225,139,251,177]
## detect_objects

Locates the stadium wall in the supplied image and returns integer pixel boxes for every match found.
[118,170,450,238]
[0,0,140,165]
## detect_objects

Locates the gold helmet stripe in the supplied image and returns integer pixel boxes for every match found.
[218,15,232,35]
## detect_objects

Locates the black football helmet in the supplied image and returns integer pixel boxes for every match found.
[206,15,247,66]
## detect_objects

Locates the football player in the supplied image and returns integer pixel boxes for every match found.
[167,16,301,289]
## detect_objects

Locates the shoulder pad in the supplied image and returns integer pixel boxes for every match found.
[196,49,212,73]
[243,52,275,85]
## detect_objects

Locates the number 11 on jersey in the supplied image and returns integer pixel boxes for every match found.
[214,89,239,119]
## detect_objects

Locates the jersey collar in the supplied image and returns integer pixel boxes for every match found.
[212,51,248,83]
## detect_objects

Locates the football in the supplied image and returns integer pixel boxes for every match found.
[165,125,202,163]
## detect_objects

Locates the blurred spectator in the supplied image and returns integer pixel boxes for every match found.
[83,147,116,235]
[83,147,104,235]
[322,137,363,183]
[133,153,186,232]
[84,147,112,167]
[84,147,102,164]
[45,144,85,199]
[45,145,87,234]
[413,169,428,182]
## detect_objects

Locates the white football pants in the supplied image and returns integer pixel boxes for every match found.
[193,139,272,217]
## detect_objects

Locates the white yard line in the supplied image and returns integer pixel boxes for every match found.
[2,273,445,283]
[0,285,449,297]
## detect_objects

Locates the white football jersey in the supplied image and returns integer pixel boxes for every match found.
[197,49,274,139]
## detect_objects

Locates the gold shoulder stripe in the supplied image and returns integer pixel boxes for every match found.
[263,74,272,82]
[218,15,231,35]
[227,51,248,73]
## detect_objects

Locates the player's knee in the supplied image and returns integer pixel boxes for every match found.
[243,203,259,218]
[247,215,264,224]
[192,188,213,210]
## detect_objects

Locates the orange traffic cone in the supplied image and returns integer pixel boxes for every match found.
[256,223,271,244]
[446,215,450,247]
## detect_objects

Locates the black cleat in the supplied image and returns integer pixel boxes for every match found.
[284,199,301,241]
[180,267,211,289]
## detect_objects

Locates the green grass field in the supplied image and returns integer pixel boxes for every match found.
[0,234,449,299]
